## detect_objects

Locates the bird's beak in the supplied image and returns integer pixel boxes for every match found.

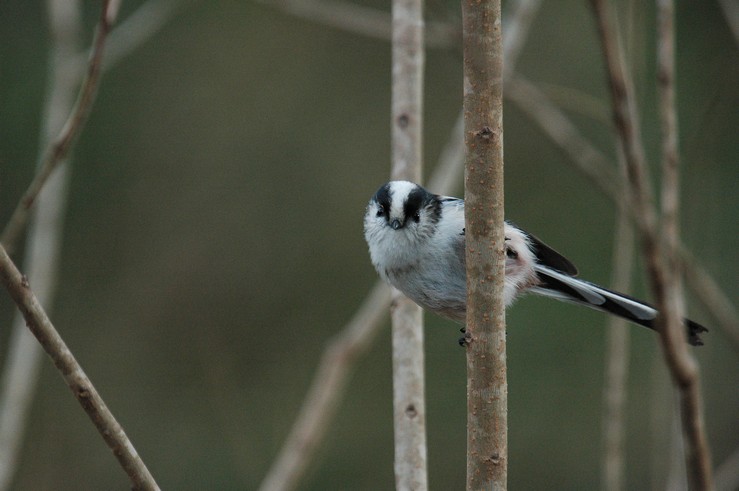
[390,218,402,230]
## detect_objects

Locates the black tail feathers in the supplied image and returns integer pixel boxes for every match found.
[531,266,708,347]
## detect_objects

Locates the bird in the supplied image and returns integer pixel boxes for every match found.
[363,180,707,346]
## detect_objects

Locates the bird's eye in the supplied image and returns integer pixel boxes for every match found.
[412,212,420,223]
[376,206,385,217]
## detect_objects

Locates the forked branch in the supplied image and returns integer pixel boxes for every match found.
[1,0,117,254]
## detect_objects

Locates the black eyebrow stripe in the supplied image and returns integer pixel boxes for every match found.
[373,184,392,220]
[403,187,426,220]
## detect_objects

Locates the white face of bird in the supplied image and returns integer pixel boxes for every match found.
[363,181,442,249]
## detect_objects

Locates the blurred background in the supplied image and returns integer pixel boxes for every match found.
[0,0,737,489]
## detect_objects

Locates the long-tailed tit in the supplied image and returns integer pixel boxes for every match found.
[363,181,707,346]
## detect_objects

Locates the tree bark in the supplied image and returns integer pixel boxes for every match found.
[390,0,428,489]
[462,0,506,489]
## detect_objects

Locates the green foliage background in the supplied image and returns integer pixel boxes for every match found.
[0,1,736,489]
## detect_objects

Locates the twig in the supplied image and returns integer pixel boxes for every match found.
[589,0,656,241]
[390,0,428,489]
[0,244,159,491]
[656,2,713,487]
[590,0,713,488]
[657,0,685,348]
[462,0,506,488]
[601,177,634,491]
[1,1,117,254]
[256,0,457,48]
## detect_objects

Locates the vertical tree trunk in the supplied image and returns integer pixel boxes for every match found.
[461,0,506,489]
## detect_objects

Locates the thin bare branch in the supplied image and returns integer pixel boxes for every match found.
[589,0,656,240]
[1,1,117,254]
[390,0,424,185]
[256,0,457,48]
[71,0,192,73]
[0,1,197,488]
[653,0,698,408]
[0,244,160,491]
[0,2,162,489]
[390,294,427,489]
[657,0,685,344]
[590,0,713,488]
[462,0,506,488]
[657,1,713,487]
[390,0,428,488]
[0,145,75,491]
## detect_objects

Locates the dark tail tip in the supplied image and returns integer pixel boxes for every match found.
[687,319,708,347]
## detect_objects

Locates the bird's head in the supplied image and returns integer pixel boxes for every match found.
[363,181,442,249]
